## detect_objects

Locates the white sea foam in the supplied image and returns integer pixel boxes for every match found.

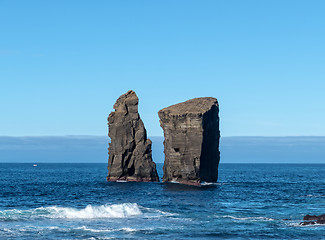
[0,203,142,220]
[219,215,275,221]
[200,182,219,186]
[140,206,177,218]
[170,181,180,184]
[169,181,222,186]
[83,237,115,240]
[121,227,137,232]
[86,238,115,240]
[287,222,325,227]
[0,228,13,233]
[45,203,142,219]
[302,194,325,198]
[75,226,114,233]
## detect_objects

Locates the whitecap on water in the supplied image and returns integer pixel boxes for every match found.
[0,203,142,220]
[200,182,219,186]
[120,227,137,232]
[286,222,325,227]
[140,206,177,218]
[0,228,13,233]
[0,203,176,221]
[75,226,114,233]
[216,215,275,221]
[169,181,180,184]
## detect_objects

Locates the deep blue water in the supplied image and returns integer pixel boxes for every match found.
[0,163,325,239]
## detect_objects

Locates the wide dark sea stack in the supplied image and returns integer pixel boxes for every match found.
[158,97,220,185]
[107,90,159,182]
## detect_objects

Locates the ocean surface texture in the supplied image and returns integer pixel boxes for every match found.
[0,163,324,239]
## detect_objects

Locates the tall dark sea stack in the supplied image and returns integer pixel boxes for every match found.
[107,90,159,182]
[158,97,220,185]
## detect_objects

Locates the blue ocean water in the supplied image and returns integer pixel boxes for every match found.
[0,163,324,239]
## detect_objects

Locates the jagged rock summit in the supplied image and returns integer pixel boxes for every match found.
[107,90,159,182]
[158,97,220,185]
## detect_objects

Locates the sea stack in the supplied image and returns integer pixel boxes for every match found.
[107,90,159,182]
[158,97,220,185]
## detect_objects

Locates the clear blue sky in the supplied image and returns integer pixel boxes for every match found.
[1,0,324,137]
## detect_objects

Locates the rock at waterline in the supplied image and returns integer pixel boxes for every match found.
[107,90,159,182]
[300,214,325,225]
[158,97,220,185]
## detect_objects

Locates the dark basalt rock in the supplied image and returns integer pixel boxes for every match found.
[107,90,159,182]
[300,214,325,225]
[158,97,220,185]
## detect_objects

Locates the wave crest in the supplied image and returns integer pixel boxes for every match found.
[0,203,142,220]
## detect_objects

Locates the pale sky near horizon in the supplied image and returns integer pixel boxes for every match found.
[1,0,324,137]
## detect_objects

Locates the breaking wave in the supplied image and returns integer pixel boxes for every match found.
[0,203,143,220]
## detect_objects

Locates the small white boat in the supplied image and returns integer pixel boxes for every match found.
[33,164,37,167]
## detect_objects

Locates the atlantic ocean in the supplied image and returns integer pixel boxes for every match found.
[1,137,325,239]
[0,162,324,239]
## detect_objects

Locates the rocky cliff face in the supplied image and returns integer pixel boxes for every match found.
[107,90,159,182]
[158,97,220,185]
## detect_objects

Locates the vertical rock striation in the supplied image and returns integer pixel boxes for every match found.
[158,97,220,185]
[107,90,159,182]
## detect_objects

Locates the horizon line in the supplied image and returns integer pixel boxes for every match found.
[1,135,325,138]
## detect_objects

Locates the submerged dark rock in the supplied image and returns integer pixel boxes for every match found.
[300,214,325,225]
[158,97,220,185]
[107,90,159,182]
